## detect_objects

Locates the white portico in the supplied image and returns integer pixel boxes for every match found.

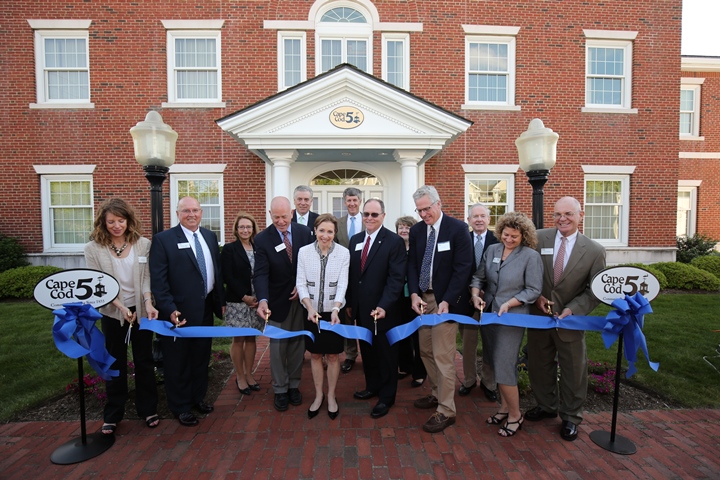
[217,64,471,223]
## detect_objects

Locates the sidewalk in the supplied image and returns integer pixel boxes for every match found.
[2,337,719,479]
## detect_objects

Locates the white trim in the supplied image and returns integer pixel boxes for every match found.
[581,107,638,114]
[314,4,373,76]
[465,34,517,107]
[678,180,702,187]
[583,29,638,40]
[464,173,516,221]
[308,0,380,24]
[170,173,225,244]
[681,77,705,85]
[166,29,223,104]
[462,164,520,173]
[585,39,633,110]
[161,20,225,30]
[28,20,92,29]
[679,152,720,159]
[382,33,410,90]
[169,164,226,173]
[582,165,636,174]
[680,136,705,141]
[161,102,226,108]
[30,103,95,109]
[682,56,720,72]
[376,22,423,32]
[32,28,92,106]
[278,31,307,91]
[40,174,94,252]
[462,25,521,36]
[34,165,96,174]
[583,174,630,246]
[680,83,701,137]
[461,104,521,111]
[677,185,698,237]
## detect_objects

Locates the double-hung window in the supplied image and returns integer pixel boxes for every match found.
[583,30,637,113]
[170,168,225,243]
[464,172,516,229]
[316,6,372,74]
[382,34,409,90]
[278,32,306,90]
[677,181,701,237]
[583,167,633,246]
[680,78,703,138]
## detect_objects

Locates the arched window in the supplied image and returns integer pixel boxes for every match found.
[310,169,381,217]
[311,169,380,186]
[316,5,372,74]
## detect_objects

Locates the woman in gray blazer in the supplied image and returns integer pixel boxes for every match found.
[470,212,542,437]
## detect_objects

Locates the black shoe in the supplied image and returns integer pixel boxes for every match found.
[176,412,198,426]
[308,395,324,419]
[371,402,390,419]
[236,379,252,395]
[524,406,558,421]
[193,402,214,414]
[458,381,476,396]
[328,405,339,420]
[410,378,425,388]
[480,383,498,402]
[561,420,579,441]
[288,388,302,406]
[248,383,261,391]
[353,389,377,400]
[398,371,410,379]
[341,359,355,373]
[274,393,289,412]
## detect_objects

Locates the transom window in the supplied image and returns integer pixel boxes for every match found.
[311,169,380,186]
[316,6,372,74]
[321,7,367,23]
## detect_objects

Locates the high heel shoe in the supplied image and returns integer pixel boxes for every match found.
[236,379,252,396]
[308,395,324,419]
[498,416,524,437]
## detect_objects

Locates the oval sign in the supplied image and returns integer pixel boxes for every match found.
[329,106,364,129]
[591,266,661,306]
[33,268,120,310]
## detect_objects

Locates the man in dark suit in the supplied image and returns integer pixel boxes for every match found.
[347,198,406,419]
[335,187,364,373]
[407,186,473,433]
[254,196,313,412]
[150,196,225,427]
[459,203,499,402]
[525,196,606,442]
[291,185,319,233]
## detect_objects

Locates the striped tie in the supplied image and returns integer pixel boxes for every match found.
[419,226,435,292]
[554,236,566,285]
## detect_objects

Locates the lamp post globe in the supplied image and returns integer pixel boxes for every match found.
[515,118,558,228]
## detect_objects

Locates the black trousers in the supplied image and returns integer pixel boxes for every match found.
[359,330,399,406]
[396,296,427,381]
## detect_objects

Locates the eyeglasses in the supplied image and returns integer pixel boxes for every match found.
[552,212,576,219]
[180,208,202,215]
[363,212,382,218]
[415,202,438,215]
[237,225,253,230]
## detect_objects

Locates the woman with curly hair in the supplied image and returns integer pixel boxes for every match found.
[470,211,542,437]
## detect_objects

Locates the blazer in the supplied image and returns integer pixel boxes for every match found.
[292,210,319,229]
[471,243,543,314]
[407,213,473,312]
[253,223,313,322]
[296,242,350,313]
[84,236,152,325]
[346,226,407,332]
[149,225,225,325]
[469,229,499,270]
[221,240,254,303]
[335,213,364,248]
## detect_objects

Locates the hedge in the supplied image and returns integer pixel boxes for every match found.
[651,262,720,291]
[0,266,63,299]
[690,255,720,280]
[619,263,668,290]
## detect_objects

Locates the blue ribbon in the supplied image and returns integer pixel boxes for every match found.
[601,293,660,377]
[52,302,119,381]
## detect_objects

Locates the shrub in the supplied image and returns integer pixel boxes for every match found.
[620,263,668,290]
[651,262,720,291]
[0,234,29,273]
[676,234,718,264]
[0,266,63,299]
[691,255,720,280]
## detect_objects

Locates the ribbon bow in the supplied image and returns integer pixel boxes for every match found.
[52,302,118,381]
[601,293,660,378]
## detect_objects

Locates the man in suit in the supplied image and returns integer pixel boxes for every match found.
[347,198,406,418]
[335,187,364,373]
[254,196,313,412]
[407,185,473,433]
[525,196,606,441]
[459,203,499,402]
[150,196,225,427]
[291,185,319,232]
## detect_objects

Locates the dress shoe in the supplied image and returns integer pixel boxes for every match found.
[236,379,252,395]
[353,389,377,400]
[560,420,579,441]
[274,393,289,412]
[308,395,324,419]
[422,412,456,433]
[288,388,302,406]
[341,359,355,373]
[413,394,438,409]
[328,405,339,420]
[458,381,476,396]
[410,378,425,388]
[371,402,390,419]
[193,402,214,414]
[398,371,410,379]
[176,412,198,426]
[248,383,261,392]
[524,406,558,422]
[480,383,498,402]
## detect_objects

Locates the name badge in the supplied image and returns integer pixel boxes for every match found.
[437,241,450,252]
[275,243,287,252]
[177,242,191,249]
[138,256,148,264]
[541,248,554,255]
[355,242,364,251]
[492,257,501,264]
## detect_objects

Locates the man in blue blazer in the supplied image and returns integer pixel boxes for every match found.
[254,196,313,412]
[407,186,473,433]
[347,199,406,419]
[150,197,225,427]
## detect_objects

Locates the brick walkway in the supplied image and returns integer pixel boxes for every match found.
[2,337,719,479]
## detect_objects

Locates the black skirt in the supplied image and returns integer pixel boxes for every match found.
[304,311,344,354]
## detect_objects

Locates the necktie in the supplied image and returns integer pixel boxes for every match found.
[193,232,208,296]
[298,216,305,225]
[283,231,293,263]
[419,226,435,292]
[474,234,484,270]
[554,236,567,285]
[349,216,356,238]
[360,235,371,272]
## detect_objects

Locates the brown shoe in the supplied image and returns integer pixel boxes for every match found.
[413,395,438,409]
[422,412,456,433]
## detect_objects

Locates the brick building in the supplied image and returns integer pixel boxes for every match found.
[4,0,710,269]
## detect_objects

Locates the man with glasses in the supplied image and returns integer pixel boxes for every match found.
[407,186,473,433]
[347,199,406,419]
[525,196,606,442]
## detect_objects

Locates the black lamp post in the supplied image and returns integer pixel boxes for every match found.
[515,118,559,228]
[130,111,178,235]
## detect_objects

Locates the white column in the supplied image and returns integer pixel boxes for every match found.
[265,149,298,200]
[395,150,425,217]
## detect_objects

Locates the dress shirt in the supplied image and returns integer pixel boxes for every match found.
[180,224,215,294]
[554,230,578,271]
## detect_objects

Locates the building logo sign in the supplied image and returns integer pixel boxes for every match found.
[330,106,364,129]
[34,269,120,310]
[590,266,661,305]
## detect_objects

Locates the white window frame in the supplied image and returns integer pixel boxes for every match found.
[170,170,225,244]
[464,172,516,229]
[582,30,637,113]
[38,170,95,252]
[583,172,631,246]
[314,4,373,75]
[382,33,410,90]
[680,78,703,139]
[277,31,307,91]
[28,20,94,109]
[463,36,517,110]
[162,20,225,108]
[677,180,701,237]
